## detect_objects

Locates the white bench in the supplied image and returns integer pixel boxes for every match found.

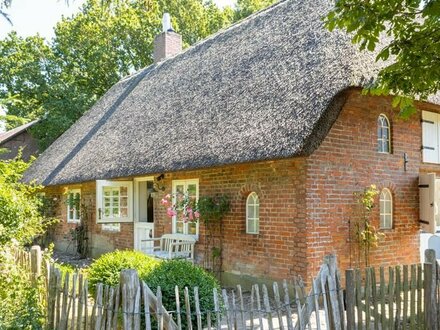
[142,233,196,261]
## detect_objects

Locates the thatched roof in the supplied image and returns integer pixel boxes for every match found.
[23,0,408,186]
[0,120,38,145]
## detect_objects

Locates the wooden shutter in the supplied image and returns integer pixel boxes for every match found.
[422,111,439,163]
[96,180,133,223]
[419,173,436,234]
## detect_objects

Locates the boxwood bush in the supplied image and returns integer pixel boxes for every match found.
[87,250,159,295]
[143,260,220,327]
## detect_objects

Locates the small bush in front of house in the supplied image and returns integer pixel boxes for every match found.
[87,250,159,295]
[143,260,220,327]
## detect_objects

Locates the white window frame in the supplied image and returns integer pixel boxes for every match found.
[172,179,199,237]
[246,192,260,234]
[377,114,391,154]
[379,188,393,229]
[96,180,133,223]
[67,189,81,223]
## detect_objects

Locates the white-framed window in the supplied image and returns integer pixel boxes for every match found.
[422,111,440,164]
[67,189,81,223]
[379,188,393,229]
[377,114,391,153]
[172,179,199,236]
[96,180,133,223]
[246,192,260,234]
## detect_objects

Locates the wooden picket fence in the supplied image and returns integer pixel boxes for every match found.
[12,245,440,329]
[43,254,345,330]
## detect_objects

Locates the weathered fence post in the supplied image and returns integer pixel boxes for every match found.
[30,245,42,286]
[425,249,438,330]
[121,269,140,330]
[345,270,355,329]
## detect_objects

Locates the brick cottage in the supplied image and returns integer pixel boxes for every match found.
[25,0,440,284]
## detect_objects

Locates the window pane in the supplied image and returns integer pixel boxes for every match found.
[385,201,391,213]
[188,222,197,235]
[120,207,128,217]
[248,219,255,233]
[104,208,110,217]
[176,222,184,233]
[104,190,111,196]
[247,205,255,218]
[255,204,260,219]
[187,184,197,197]
[120,186,127,196]
[121,197,127,207]
[112,208,119,216]
[176,185,184,194]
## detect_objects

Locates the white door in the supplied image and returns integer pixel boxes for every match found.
[134,178,155,254]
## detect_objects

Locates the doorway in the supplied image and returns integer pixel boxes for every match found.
[134,178,155,254]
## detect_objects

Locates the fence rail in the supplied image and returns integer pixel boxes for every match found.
[14,245,440,330]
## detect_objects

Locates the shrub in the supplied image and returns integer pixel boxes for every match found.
[87,250,159,295]
[0,244,45,329]
[0,155,57,245]
[143,260,220,327]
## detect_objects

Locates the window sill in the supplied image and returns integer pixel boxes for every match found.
[67,220,81,224]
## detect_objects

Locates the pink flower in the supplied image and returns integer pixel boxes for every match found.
[194,211,200,219]
[165,194,171,199]
[166,207,177,217]
[188,208,194,220]
[160,198,169,205]
[182,216,188,223]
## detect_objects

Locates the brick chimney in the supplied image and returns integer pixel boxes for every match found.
[153,13,182,63]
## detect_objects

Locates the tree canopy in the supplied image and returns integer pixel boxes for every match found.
[0,0,276,150]
[325,0,440,117]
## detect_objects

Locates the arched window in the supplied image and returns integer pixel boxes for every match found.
[378,114,391,153]
[380,188,393,229]
[246,192,259,234]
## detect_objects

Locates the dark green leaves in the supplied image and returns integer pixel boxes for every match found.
[324,0,440,117]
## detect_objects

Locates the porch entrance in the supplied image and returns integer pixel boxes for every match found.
[134,178,155,254]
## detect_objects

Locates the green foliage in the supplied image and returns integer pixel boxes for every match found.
[0,244,45,329]
[234,0,278,20]
[144,260,220,326]
[0,155,56,245]
[0,0,275,150]
[325,0,440,117]
[353,185,384,267]
[87,250,159,295]
[197,194,230,225]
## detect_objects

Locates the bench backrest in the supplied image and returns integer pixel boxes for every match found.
[160,234,196,253]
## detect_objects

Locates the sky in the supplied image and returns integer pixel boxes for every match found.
[0,0,236,40]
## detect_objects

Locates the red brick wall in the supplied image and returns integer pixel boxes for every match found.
[45,90,440,283]
[305,90,440,280]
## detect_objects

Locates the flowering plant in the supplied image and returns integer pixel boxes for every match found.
[160,193,200,223]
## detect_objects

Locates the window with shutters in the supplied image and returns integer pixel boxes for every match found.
[377,114,391,153]
[379,188,393,229]
[422,111,440,164]
[96,180,133,223]
[246,192,260,234]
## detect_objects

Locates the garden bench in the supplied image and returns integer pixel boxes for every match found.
[141,233,196,261]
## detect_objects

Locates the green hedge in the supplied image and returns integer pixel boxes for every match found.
[143,260,220,327]
[87,250,159,295]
